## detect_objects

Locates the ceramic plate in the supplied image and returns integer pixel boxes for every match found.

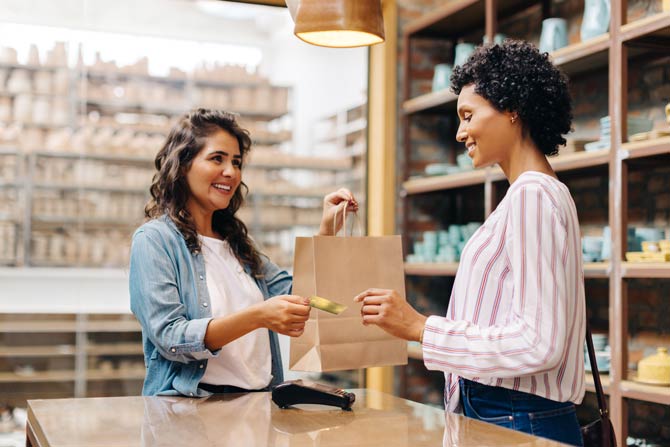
[631,375,670,386]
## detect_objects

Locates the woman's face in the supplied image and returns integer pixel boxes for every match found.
[185,128,242,216]
[456,84,516,168]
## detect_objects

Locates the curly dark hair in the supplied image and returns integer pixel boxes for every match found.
[145,108,263,275]
[450,39,572,156]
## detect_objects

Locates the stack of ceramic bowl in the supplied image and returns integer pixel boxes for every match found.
[601,115,653,140]
[582,235,604,262]
[584,116,654,152]
[406,223,482,263]
[585,116,654,151]
[585,333,610,373]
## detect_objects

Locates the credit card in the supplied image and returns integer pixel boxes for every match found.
[309,295,347,315]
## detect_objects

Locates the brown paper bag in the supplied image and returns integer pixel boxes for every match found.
[289,234,408,372]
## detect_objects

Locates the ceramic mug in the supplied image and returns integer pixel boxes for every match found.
[432,63,453,92]
[581,0,610,40]
[454,43,476,67]
[539,18,568,53]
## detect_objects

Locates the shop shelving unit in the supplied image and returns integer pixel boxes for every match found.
[0,313,143,407]
[399,0,670,442]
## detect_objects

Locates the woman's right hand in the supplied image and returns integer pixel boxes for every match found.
[258,295,311,337]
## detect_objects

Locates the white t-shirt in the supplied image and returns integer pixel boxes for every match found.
[199,235,272,389]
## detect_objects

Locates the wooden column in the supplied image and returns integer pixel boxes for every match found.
[608,0,628,440]
[366,0,398,394]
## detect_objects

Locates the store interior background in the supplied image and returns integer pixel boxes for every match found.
[0,0,368,443]
[3,0,670,445]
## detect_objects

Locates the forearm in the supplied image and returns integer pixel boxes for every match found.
[204,305,264,351]
[422,315,565,378]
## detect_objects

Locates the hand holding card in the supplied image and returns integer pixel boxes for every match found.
[309,295,347,315]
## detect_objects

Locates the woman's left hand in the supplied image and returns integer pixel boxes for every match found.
[354,288,427,342]
[318,188,358,236]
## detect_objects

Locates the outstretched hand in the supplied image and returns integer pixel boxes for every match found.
[259,295,311,337]
[354,288,427,342]
[318,188,359,236]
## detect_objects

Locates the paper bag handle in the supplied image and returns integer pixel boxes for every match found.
[333,201,363,237]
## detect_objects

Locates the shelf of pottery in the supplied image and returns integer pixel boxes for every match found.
[312,102,368,225]
[0,41,357,268]
[0,313,144,407]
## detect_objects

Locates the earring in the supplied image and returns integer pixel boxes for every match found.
[511,115,517,124]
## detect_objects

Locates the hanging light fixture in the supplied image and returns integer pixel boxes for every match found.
[285,0,385,48]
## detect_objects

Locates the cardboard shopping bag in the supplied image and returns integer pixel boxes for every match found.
[289,234,408,372]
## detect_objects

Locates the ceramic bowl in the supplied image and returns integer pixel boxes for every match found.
[637,347,670,385]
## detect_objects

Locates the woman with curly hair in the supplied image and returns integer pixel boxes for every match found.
[356,40,585,445]
[130,109,357,397]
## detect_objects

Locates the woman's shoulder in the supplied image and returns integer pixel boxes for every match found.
[133,216,182,243]
[508,172,567,203]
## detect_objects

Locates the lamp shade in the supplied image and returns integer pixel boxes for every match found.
[292,0,385,48]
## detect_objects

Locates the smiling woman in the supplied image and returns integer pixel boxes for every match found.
[130,108,359,397]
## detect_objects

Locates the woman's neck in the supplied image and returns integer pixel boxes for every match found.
[499,139,556,184]
[186,204,217,238]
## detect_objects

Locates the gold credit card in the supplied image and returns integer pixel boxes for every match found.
[309,296,347,315]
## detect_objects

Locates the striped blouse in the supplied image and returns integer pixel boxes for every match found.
[422,171,586,412]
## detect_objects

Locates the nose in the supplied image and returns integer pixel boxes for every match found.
[456,123,467,143]
[222,161,236,177]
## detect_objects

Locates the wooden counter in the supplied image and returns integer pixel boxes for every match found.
[26,389,567,446]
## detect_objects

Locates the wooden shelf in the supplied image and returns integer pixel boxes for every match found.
[0,345,76,357]
[550,149,610,172]
[32,183,147,194]
[86,343,144,356]
[83,69,188,85]
[86,369,145,381]
[248,158,351,171]
[405,0,535,38]
[405,262,460,276]
[0,62,67,72]
[621,136,670,160]
[0,370,75,383]
[550,34,610,76]
[585,373,610,394]
[621,379,670,405]
[0,320,141,333]
[403,169,486,195]
[621,12,670,43]
[402,89,458,115]
[0,369,145,383]
[487,150,610,183]
[32,216,141,227]
[584,262,611,278]
[621,262,670,278]
[31,151,153,165]
[0,343,143,357]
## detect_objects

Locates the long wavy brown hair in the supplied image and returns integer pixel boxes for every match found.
[145,109,263,275]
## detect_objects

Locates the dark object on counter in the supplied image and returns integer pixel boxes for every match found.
[582,326,617,447]
[271,379,355,410]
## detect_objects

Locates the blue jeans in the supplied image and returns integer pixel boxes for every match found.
[460,378,583,446]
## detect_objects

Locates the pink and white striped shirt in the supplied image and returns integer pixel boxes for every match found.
[422,171,586,412]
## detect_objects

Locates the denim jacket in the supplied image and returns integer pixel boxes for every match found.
[129,215,291,397]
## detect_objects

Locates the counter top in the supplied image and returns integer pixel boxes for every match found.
[27,389,567,446]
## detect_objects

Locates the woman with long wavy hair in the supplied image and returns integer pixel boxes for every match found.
[130,109,357,397]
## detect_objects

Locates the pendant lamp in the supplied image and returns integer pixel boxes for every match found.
[285,0,385,48]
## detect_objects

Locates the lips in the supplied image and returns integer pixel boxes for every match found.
[466,143,476,156]
[212,183,233,193]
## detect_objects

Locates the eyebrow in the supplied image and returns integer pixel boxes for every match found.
[209,150,242,158]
